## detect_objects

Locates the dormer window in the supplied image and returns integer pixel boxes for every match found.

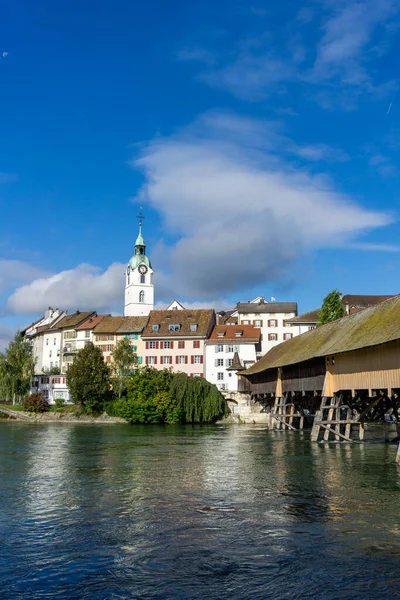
[152,324,159,332]
[169,324,181,332]
[235,330,243,337]
[190,323,198,332]
[217,331,225,337]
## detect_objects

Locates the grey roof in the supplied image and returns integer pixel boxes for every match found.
[245,294,400,375]
[236,302,297,314]
[286,309,319,324]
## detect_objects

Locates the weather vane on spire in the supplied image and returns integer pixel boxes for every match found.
[137,206,145,228]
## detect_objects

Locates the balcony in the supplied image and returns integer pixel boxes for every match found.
[63,345,77,354]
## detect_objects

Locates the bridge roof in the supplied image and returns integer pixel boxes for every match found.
[245,294,400,375]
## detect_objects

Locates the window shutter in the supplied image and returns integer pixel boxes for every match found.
[191,356,194,364]
[146,341,149,349]
[156,341,159,349]
[185,356,188,364]
[170,341,174,349]
[145,356,149,365]
[200,356,203,364]
[260,320,263,326]
[154,356,158,364]
[160,341,164,349]
[176,356,178,364]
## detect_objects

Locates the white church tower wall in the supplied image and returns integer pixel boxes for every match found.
[124,211,155,317]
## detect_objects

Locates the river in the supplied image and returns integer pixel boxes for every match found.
[0,422,400,599]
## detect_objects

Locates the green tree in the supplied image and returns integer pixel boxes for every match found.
[66,343,110,413]
[318,289,345,325]
[111,337,138,398]
[0,332,35,404]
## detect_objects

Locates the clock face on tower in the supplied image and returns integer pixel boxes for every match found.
[138,264,148,275]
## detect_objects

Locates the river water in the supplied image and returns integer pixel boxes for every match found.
[1,422,400,599]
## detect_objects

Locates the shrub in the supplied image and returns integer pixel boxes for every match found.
[54,397,65,411]
[23,392,50,413]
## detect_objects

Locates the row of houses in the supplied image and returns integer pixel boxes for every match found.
[22,294,392,403]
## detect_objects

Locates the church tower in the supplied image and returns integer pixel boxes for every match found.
[124,210,154,317]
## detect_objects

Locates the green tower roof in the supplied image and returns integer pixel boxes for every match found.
[128,221,152,270]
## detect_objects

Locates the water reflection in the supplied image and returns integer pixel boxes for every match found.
[1,422,400,599]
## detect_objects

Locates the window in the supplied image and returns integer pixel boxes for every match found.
[194,355,202,364]
[148,356,155,365]
[193,340,200,349]
[106,344,113,352]
[254,320,262,327]
[46,338,49,345]
[178,355,186,364]
[162,356,171,365]
[235,331,243,337]
[139,290,145,303]
[217,331,225,337]
[216,358,224,367]
[107,335,114,341]
[149,341,157,349]
[309,326,316,331]
[140,274,146,284]
[162,341,172,349]
[227,358,233,367]
[227,345,234,353]
[268,334,278,341]
[285,321,292,328]
[53,338,57,345]
[178,341,185,349]
[169,324,180,332]
[49,350,52,358]
[268,319,277,327]
[152,325,159,332]
[190,323,198,332]
[106,355,111,364]
[242,320,250,325]
[283,333,293,341]
[96,335,101,342]
[217,372,224,381]
[127,274,130,285]
[216,345,224,353]
[85,330,90,338]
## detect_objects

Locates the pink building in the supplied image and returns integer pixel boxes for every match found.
[141,309,215,376]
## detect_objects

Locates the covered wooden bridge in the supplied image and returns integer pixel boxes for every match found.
[241,295,400,460]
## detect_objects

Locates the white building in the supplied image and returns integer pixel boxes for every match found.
[32,373,70,404]
[124,218,154,317]
[23,308,66,374]
[285,310,319,336]
[204,324,260,392]
[232,297,298,356]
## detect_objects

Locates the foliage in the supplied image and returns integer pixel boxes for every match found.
[0,332,35,404]
[42,366,61,375]
[113,368,225,424]
[171,373,226,423]
[54,397,65,412]
[318,289,345,326]
[23,392,50,413]
[111,338,139,398]
[66,343,111,413]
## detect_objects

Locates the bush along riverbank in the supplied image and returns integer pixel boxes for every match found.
[1,344,227,424]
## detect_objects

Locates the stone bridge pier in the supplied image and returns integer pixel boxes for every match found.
[221,391,272,424]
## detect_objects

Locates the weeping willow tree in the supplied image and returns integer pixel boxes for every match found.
[170,373,226,423]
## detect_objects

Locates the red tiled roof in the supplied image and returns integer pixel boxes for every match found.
[76,314,110,330]
[206,324,261,343]
[142,309,215,338]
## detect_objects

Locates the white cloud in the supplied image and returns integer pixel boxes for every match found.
[0,260,50,295]
[2,52,8,58]
[132,112,393,300]
[7,263,125,315]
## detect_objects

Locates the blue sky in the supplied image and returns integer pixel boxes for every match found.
[1,0,400,348]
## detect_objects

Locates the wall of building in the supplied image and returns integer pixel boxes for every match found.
[205,343,257,392]
[143,338,206,376]
[238,311,296,355]
[32,375,70,404]
[124,267,154,317]
[93,332,145,367]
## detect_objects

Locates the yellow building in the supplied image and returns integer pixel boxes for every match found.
[92,316,149,367]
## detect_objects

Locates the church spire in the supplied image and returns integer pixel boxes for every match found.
[135,206,146,250]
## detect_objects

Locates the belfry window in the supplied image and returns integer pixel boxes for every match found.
[139,290,145,303]
[140,274,145,284]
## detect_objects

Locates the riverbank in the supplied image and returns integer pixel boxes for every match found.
[0,406,127,424]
